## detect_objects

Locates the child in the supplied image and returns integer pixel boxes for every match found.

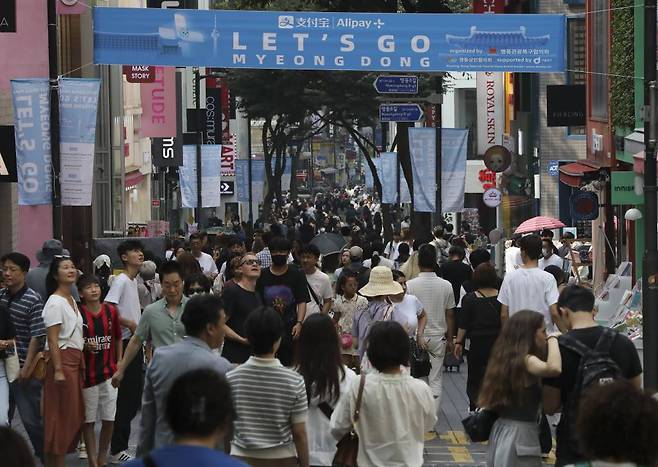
[332,272,367,371]
[78,274,123,467]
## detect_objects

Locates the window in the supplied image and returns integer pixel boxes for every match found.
[568,16,586,134]
[590,0,609,120]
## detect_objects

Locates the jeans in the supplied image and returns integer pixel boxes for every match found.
[0,363,8,425]
[111,340,143,455]
[426,335,447,415]
[9,378,44,459]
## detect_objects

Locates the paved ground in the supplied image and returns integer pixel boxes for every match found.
[14,363,556,466]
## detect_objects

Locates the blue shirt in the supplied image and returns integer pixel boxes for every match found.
[124,445,247,467]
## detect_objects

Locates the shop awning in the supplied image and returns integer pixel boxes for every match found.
[632,151,658,176]
[125,170,145,190]
[558,160,601,188]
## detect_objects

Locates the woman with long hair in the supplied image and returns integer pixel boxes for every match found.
[478,310,561,467]
[42,256,85,467]
[175,251,202,282]
[454,263,502,411]
[296,314,357,466]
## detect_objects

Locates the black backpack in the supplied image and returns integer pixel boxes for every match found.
[559,327,623,452]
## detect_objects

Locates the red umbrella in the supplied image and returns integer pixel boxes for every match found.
[514,216,565,234]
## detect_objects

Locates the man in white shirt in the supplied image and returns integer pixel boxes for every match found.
[300,244,333,316]
[498,234,565,332]
[539,237,565,271]
[105,240,144,463]
[406,244,455,418]
[190,232,218,279]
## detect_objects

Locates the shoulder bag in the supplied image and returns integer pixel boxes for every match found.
[332,372,365,467]
[461,408,499,442]
[318,373,366,467]
[27,302,79,381]
[4,341,20,383]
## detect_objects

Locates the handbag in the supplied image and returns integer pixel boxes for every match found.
[409,338,431,378]
[28,307,78,381]
[340,332,354,350]
[461,408,499,442]
[332,373,366,467]
[4,341,20,383]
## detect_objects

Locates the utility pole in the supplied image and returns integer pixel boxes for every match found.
[48,0,61,239]
[643,0,658,390]
[434,76,443,227]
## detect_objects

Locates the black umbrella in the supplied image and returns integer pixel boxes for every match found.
[310,232,348,255]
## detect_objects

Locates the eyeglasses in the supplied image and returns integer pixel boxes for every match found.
[241,259,261,266]
[188,288,206,295]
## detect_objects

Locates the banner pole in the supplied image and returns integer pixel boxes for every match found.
[434,76,443,228]
[48,0,61,239]
[194,67,203,223]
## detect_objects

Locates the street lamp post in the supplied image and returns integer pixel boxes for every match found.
[643,0,658,390]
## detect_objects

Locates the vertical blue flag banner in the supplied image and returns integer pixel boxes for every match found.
[10,79,52,206]
[400,172,411,204]
[408,128,436,212]
[179,144,221,208]
[235,159,249,202]
[251,160,266,203]
[441,128,469,212]
[408,128,469,213]
[365,159,374,189]
[59,78,101,206]
[380,152,398,204]
[93,8,566,73]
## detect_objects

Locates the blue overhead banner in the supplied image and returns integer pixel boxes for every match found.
[10,79,52,206]
[93,8,566,72]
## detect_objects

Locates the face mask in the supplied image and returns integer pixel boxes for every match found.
[271,254,287,267]
[543,248,551,257]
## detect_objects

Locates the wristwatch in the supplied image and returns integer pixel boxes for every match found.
[296,321,303,325]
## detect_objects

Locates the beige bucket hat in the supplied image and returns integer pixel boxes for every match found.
[359,266,404,297]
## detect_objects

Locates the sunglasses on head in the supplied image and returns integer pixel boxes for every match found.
[54,254,71,259]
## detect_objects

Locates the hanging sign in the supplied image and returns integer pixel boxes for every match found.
[93,8,567,73]
[0,126,17,182]
[179,145,221,208]
[123,65,155,83]
[10,79,52,205]
[570,191,599,221]
[59,78,101,206]
[482,187,502,207]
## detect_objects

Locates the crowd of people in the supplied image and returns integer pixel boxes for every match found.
[0,189,657,467]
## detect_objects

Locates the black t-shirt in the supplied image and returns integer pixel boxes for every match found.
[438,260,472,305]
[544,326,643,466]
[221,283,263,364]
[257,265,310,366]
[459,292,501,338]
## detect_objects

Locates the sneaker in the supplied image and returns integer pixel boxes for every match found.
[109,451,133,464]
[78,441,87,460]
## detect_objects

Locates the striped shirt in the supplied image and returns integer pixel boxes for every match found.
[0,286,46,365]
[227,356,307,458]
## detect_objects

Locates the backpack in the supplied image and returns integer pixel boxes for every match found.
[559,327,623,452]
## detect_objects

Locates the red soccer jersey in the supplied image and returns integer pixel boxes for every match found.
[81,303,122,388]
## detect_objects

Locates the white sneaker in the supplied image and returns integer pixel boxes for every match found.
[109,451,133,464]
[77,441,87,459]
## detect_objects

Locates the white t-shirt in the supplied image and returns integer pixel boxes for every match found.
[498,267,560,330]
[306,269,334,316]
[362,256,395,270]
[42,295,84,351]
[383,241,401,261]
[406,272,455,337]
[195,251,218,275]
[105,272,142,340]
[505,246,523,273]
[539,254,565,271]
[391,294,424,337]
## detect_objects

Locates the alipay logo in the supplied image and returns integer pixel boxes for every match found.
[278,15,294,29]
